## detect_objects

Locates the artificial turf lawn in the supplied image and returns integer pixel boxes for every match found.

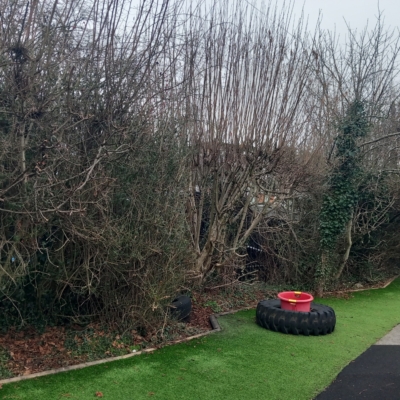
[1,278,399,400]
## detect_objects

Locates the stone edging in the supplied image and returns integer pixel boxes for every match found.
[324,274,399,295]
[0,306,255,386]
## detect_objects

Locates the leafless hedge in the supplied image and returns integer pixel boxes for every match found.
[1,0,400,329]
[0,0,192,329]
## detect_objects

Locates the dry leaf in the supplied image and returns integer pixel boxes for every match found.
[95,391,104,397]
[148,392,155,396]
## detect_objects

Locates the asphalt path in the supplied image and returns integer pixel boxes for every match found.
[315,325,400,400]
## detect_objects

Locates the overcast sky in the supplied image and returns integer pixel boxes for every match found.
[131,1,398,37]
[288,0,399,35]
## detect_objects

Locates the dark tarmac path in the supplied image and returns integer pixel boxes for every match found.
[315,325,400,400]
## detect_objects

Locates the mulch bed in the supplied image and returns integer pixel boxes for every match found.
[0,286,269,378]
[0,278,393,379]
[0,326,83,377]
[0,295,220,378]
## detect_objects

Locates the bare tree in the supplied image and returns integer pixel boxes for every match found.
[312,14,400,294]
[159,1,321,282]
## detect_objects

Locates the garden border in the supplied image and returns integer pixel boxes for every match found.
[324,275,399,295]
[0,306,254,385]
[0,276,398,386]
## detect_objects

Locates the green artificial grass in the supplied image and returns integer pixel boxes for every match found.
[1,278,400,400]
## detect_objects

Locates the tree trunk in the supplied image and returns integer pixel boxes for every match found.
[316,252,327,297]
[335,214,353,280]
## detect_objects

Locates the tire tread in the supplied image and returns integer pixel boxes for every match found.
[256,299,336,336]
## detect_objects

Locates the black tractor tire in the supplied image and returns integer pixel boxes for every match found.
[256,299,336,336]
[170,295,192,321]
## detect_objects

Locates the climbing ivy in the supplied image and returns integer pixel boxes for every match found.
[320,100,369,250]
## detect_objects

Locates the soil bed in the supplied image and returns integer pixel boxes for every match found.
[0,278,393,379]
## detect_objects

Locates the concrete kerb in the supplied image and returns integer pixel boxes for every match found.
[375,324,400,345]
[0,305,255,386]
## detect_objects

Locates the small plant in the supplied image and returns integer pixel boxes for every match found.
[129,345,141,352]
[0,346,13,379]
[204,301,222,313]
[64,328,135,361]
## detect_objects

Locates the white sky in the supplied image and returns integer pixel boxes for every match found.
[289,0,399,35]
[131,1,399,37]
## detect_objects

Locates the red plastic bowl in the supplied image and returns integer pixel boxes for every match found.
[278,291,314,312]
